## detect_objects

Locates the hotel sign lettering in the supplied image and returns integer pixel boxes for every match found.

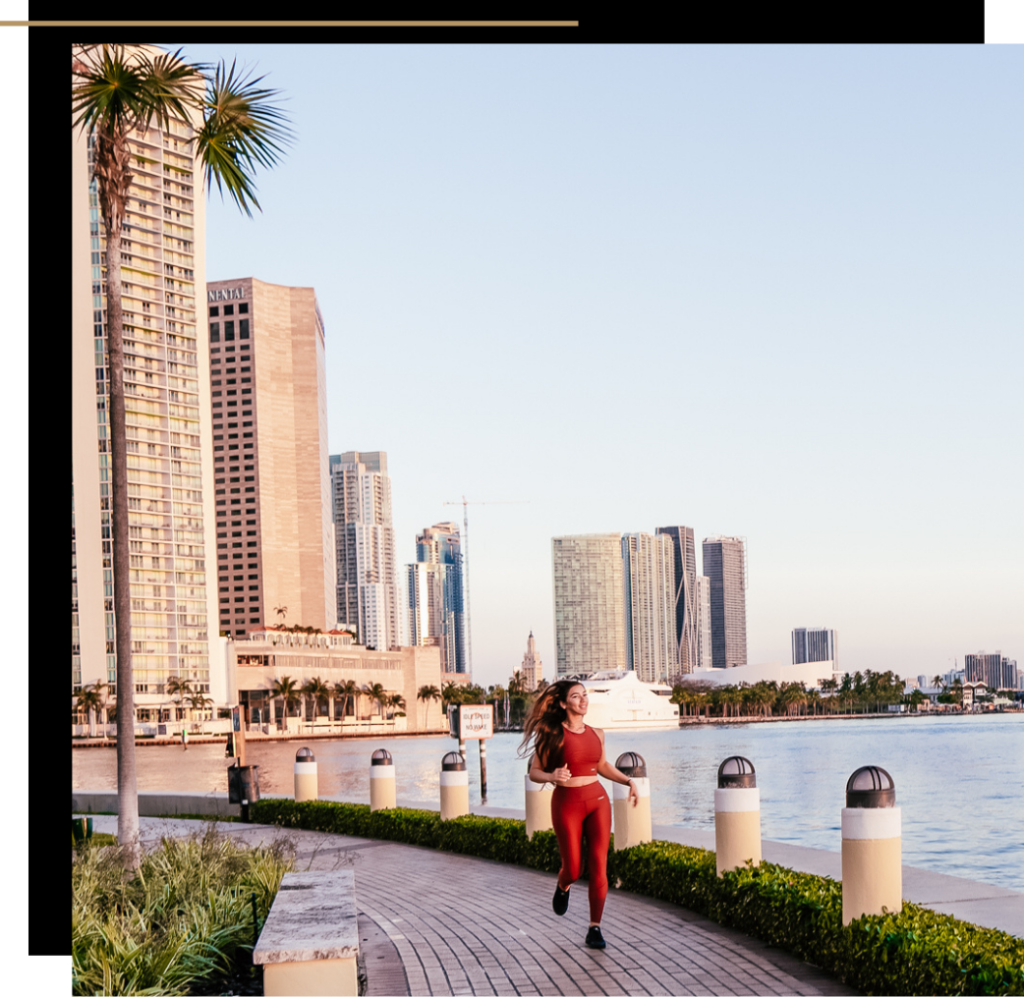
[208,287,246,302]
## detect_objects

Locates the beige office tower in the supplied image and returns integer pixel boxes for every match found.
[331,452,398,651]
[72,85,223,718]
[206,278,336,637]
[520,631,543,692]
[622,532,676,683]
[552,535,626,677]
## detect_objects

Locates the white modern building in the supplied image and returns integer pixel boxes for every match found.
[331,452,398,651]
[694,575,713,670]
[553,534,627,677]
[622,532,676,683]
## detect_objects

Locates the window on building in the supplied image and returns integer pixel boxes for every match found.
[224,305,234,315]
[210,323,219,342]
[239,320,249,339]
[209,306,219,316]
[239,303,248,313]
[224,321,234,341]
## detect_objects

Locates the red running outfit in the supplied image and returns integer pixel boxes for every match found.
[548,725,611,923]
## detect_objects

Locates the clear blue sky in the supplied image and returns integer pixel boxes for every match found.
[166,43,1022,687]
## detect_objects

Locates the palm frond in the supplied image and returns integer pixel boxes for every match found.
[196,58,294,217]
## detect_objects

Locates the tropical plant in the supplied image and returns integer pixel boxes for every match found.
[270,676,300,727]
[335,678,360,721]
[74,682,108,735]
[302,676,331,721]
[165,675,193,722]
[72,42,290,869]
[363,682,386,720]
[417,684,441,726]
[186,691,211,731]
[441,681,463,709]
[386,692,407,719]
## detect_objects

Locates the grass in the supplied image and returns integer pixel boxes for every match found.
[72,825,294,996]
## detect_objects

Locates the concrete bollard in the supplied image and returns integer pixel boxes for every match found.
[714,756,761,877]
[440,751,469,821]
[524,758,554,838]
[369,749,396,812]
[842,765,902,925]
[294,747,318,802]
[612,752,651,850]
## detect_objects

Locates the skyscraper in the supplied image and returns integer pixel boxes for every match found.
[656,525,698,673]
[331,451,397,651]
[206,277,336,636]
[519,631,543,692]
[622,532,676,683]
[702,536,747,669]
[964,651,1011,688]
[73,93,222,717]
[792,628,839,671]
[407,522,466,673]
[552,534,626,677]
[694,575,713,670]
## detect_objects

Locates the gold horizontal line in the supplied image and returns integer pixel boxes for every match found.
[2,20,579,27]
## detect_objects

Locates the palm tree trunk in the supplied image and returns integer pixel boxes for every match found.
[98,125,141,871]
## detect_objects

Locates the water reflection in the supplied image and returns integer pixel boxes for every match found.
[73,713,1024,891]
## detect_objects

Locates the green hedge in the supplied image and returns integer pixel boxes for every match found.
[250,799,1024,996]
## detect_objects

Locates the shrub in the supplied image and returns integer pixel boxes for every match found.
[72,825,294,996]
[250,799,1024,997]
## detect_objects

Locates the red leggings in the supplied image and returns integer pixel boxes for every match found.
[551,782,611,923]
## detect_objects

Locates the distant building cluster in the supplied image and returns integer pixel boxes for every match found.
[964,652,1018,690]
[551,527,747,683]
[792,628,839,672]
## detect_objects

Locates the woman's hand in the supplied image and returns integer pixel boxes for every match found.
[627,779,639,807]
[552,765,572,786]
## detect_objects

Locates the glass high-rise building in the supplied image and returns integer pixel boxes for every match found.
[407,522,466,673]
[73,88,222,718]
[656,525,697,673]
[207,277,336,638]
[701,536,747,669]
[792,628,838,671]
[331,451,397,651]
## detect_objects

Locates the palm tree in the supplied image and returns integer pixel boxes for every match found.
[73,43,291,869]
[302,676,330,721]
[363,682,386,721]
[274,606,288,626]
[271,676,300,728]
[335,678,359,723]
[187,691,211,732]
[441,681,463,710]
[387,692,407,720]
[418,684,441,727]
[166,676,193,722]
[74,682,108,736]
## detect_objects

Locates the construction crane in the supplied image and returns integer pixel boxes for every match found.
[442,496,528,677]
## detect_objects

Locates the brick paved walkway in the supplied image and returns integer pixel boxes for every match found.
[84,817,857,996]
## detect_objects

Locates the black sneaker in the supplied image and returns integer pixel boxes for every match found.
[552,883,570,916]
[585,925,606,949]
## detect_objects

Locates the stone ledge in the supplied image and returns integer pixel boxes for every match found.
[253,870,359,964]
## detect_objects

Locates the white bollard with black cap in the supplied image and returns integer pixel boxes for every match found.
[294,747,318,802]
[842,765,902,925]
[714,756,761,877]
[524,756,554,838]
[369,748,396,812]
[440,750,469,821]
[612,752,651,850]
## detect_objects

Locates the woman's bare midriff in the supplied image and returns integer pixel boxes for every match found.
[560,775,599,787]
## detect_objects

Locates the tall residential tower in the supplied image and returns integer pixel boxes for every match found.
[407,522,466,674]
[702,536,747,669]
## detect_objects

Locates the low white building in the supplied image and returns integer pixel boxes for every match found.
[686,659,837,688]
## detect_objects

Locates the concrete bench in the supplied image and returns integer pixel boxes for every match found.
[253,870,360,996]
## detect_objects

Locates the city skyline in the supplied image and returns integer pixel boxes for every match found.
[80,43,1024,688]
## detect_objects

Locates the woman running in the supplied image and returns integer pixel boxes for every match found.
[520,679,639,949]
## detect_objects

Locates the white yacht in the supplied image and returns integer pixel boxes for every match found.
[579,670,680,729]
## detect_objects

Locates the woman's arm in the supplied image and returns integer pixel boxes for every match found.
[594,729,640,806]
[529,752,572,786]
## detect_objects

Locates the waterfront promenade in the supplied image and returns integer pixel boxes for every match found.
[78,812,856,997]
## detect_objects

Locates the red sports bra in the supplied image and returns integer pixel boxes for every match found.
[553,724,602,776]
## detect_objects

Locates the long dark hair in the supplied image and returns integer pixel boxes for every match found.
[518,680,582,770]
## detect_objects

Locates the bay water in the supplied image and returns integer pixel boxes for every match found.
[72,712,1023,892]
